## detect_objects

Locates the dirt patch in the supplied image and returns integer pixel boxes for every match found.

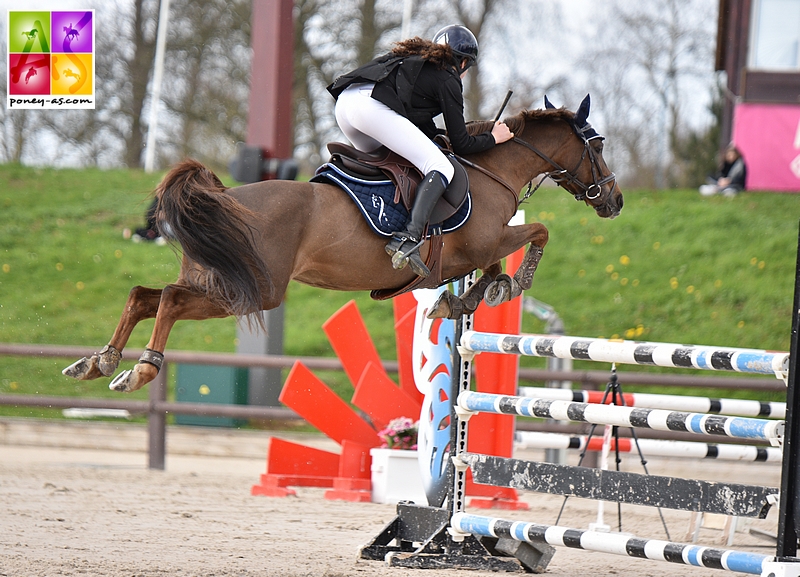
[0,420,782,576]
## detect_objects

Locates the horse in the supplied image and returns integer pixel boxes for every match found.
[62,94,623,394]
[63,25,79,42]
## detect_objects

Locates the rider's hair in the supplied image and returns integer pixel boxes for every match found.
[391,37,457,70]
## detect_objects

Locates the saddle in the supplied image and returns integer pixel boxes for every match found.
[326,142,469,224]
[324,142,470,299]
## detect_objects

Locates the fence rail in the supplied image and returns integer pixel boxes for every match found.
[0,342,786,469]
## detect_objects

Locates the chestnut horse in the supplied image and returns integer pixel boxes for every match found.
[63,95,622,393]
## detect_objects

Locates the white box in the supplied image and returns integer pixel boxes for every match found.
[370,448,428,505]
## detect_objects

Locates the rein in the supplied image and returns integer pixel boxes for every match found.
[452,154,520,207]
[512,132,616,206]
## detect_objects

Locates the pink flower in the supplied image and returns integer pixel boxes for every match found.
[377,416,419,450]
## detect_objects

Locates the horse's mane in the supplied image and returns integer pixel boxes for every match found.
[467,108,576,138]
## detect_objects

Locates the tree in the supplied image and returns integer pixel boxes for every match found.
[157,0,252,170]
[579,0,717,188]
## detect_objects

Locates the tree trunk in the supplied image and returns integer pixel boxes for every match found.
[125,0,156,168]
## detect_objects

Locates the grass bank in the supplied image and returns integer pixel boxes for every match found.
[0,163,796,418]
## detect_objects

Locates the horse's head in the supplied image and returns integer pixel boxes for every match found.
[509,95,623,219]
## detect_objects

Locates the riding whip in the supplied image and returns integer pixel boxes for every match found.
[494,90,513,122]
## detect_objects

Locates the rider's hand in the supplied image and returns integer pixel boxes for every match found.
[492,121,514,144]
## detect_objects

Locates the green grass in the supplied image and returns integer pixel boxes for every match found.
[0,163,796,420]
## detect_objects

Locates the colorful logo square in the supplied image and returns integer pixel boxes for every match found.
[8,11,50,53]
[7,9,95,109]
[51,53,92,95]
[8,52,50,95]
[51,11,93,54]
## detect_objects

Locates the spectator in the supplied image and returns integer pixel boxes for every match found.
[123,198,166,245]
[699,144,747,197]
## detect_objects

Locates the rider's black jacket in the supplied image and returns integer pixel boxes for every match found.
[327,53,495,157]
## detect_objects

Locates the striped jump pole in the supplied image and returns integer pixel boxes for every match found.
[458,391,784,445]
[460,331,790,379]
[519,386,786,419]
[515,431,782,462]
[451,512,772,575]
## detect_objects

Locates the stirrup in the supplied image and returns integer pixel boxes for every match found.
[385,234,407,257]
[391,238,430,277]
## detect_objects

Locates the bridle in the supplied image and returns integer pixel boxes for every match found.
[513,122,617,207]
[451,119,617,209]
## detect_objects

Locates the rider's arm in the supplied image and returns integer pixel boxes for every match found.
[438,75,495,156]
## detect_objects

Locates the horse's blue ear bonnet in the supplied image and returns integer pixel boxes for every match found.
[544,94,603,141]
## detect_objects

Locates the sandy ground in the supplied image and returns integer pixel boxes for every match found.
[0,418,784,576]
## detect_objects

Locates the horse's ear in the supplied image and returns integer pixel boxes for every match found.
[575,94,591,125]
[544,95,556,109]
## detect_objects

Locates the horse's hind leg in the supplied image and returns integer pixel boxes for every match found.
[63,287,162,380]
[109,285,229,393]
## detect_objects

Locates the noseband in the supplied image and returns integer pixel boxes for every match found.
[514,124,616,206]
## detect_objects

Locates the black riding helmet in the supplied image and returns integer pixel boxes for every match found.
[432,25,478,73]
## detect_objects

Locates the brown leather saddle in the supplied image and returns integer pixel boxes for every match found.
[325,142,470,299]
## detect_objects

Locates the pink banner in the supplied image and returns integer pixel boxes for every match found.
[732,103,800,192]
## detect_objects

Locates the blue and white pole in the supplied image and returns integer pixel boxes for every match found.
[451,512,773,575]
[461,331,789,379]
[458,391,784,445]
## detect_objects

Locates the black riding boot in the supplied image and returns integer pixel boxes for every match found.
[385,170,448,277]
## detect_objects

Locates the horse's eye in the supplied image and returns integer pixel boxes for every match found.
[594,142,604,154]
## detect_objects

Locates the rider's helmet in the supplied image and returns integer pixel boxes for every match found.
[432,25,478,73]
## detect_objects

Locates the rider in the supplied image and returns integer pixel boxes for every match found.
[327,25,514,277]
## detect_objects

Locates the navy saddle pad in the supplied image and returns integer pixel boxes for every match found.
[310,163,471,238]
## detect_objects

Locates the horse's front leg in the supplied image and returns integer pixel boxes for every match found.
[109,285,229,393]
[428,221,549,318]
[63,286,163,380]
[427,263,503,319]
[485,243,545,307]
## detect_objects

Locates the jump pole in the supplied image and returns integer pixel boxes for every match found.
[458,391,784,444]
[460,331,789,379]
[518,385,786,418]
[515,431,783,462]
[451,512,772,575]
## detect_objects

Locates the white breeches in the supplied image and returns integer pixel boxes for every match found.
[334,83,454,183]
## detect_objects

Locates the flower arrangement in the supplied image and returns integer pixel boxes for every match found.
[377,416,419,450]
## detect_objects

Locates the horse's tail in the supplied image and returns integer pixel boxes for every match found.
[155,159,271,322]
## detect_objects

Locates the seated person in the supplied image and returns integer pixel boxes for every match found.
[699,144,747,197]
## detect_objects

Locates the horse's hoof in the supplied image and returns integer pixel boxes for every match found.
[109,370,134,393]
[426,291,463,319]
[427,292,452,319]
[97,345,122,376]
[62,356,94,379]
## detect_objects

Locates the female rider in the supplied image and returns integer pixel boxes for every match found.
[327,25,514,277]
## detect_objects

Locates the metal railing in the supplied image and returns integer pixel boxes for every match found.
[0,343,785,469]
